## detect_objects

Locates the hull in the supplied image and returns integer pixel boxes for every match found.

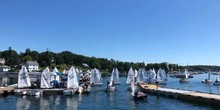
[106,86,115,92]
[201,80,212,83]
[63,89,77,96]
[90,83,103,86]
[179,79,189,83]
[27,89,42,96]
[14,89,27,95]
[213,82,220,86]
[113,82,121,85]
[132,92,147,100]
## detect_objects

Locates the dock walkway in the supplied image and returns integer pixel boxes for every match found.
[0,86,14,96]
[139,84,220,107]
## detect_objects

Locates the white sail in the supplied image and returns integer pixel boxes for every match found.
[134,69,138,77]
[67,66,79,89]
[53,67,60,82]
[157,68,165,81]
[40,67,57,88]
[110,68,115,86]
[17,66,31,88]
[136,68,146,83]
[184,69,189,79]
[90,68,102,84]
[130,81,136,96]
[63,69,67,74]
[208,71,211,80]
[126,67,135,84]
[218,73,220,81]
[110,68,120,85]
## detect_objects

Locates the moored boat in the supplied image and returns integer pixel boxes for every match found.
[179,69,189,83]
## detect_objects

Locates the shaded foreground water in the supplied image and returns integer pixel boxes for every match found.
[0,74,219,110]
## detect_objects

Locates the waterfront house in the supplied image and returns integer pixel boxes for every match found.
[25,61,39,72]
[0,65,10,72]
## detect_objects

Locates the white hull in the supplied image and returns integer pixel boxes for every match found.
[106,86,115,92]
[27,89,42,96]
[63,89,77,96]
[113,82,121,85]
[91,83,103,86]
[14,89,27,95]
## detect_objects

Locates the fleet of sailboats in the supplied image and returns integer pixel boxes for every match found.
[13,64,220,100]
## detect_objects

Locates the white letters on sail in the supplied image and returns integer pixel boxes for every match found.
[18,66,31,88]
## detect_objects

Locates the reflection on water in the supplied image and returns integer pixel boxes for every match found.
[66,97,78,110]
[16,96,31,110]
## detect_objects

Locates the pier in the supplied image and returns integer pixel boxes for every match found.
[139,84,220,107]
[0,86,15,96]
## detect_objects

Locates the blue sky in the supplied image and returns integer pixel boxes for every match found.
[0,0,220,65]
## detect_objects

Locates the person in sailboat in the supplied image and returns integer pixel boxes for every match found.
[51,80,60,88]
[107,81,110,89]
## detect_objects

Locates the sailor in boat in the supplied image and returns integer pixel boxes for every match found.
[134,83,147,100]
[51,80,60,88]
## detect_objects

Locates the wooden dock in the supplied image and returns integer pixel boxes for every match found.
[0,86,15,96]
[139,83,220,107]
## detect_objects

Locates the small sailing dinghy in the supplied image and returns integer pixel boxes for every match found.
[110,68,120,85]
[201,70,212,83]
[179,69,190,83]
[131,82,147,100]
[126,67,135,91]
[156,68,167,85]
[126,67,135,85]
[213,73,220,85]
[90,68,103,86]
[106,77,115,92]
[14,66,31,95]
[63,66,79,96]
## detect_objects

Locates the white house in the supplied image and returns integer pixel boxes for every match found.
[25,61,39,72]
[0,65,10,72]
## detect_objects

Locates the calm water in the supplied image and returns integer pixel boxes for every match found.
[0,74,219,110]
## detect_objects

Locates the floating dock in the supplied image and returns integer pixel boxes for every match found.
[0,86,15,96]
[139,84,220,107]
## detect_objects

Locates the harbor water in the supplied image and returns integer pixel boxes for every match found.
[0,74,219,110]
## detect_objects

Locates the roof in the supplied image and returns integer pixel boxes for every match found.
[0,65,10,68]
[25,61,39,65]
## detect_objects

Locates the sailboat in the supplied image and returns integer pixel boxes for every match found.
[130,81,147,100]
[179,69,189,83]
[63,66,79,95]
[148,69,156,84]
[40,67,57,88]
[110,68,120,85]
[53,67,62,83]
[106,76,116,92]
[90,68,103,86]
[156,68,167,85]
[213,73,220,85]
[14,65,31,95]
[136,68,147,84]
[201,70,212,83]
[126,67,135,84]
